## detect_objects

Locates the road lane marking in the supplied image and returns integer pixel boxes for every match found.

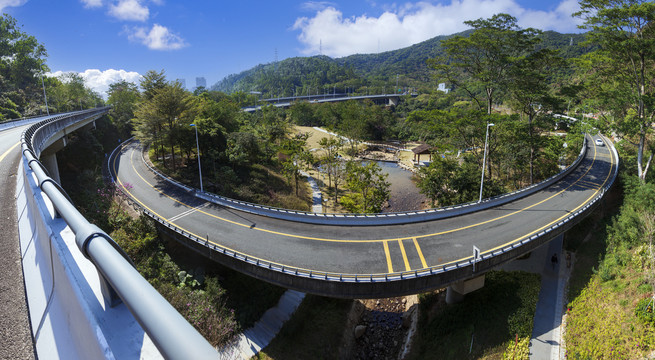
[482,135,615,257]
[575,183,598,191]
[168,203,209,222]
[398,239,411,271]
[125,140,601,244]
[114,135,615,274]
[0,142,20,163]
[413,238,428,268]
[383,241,393,273]
[579,180,600,187]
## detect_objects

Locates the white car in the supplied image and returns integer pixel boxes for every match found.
[595,138,604,146]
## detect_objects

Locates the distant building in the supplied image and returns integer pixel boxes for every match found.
[176,78,186,89]
[195,77,206,90]
[437,83,450,94]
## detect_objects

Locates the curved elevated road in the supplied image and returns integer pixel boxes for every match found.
[112,134,616,297]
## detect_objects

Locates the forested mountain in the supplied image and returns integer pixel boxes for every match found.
[211,30,590,96]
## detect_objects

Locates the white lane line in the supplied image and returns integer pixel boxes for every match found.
[168,202,210,222]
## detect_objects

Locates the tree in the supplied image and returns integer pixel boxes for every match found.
[133,79,193,171]
[507,49,564,184]
[44,72,103,113]
[281,132,313,196]
[575,0,655,182]
[140,69,167,101]
[340,161,390,213]
[431,13,540,114]
[416,156,459,207]
[318,136,344,205]
[107,80,140,137]
[0,14,48,118]
[226,132,261,166]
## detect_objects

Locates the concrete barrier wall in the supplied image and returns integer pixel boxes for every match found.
[16,132,162,359]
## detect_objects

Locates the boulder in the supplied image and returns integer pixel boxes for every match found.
[354,325,367,339]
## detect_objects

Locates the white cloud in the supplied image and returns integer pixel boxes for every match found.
[293,0,584,58]
[0,0,27,12]
[108,0,149,22]
[80,0,103,8]
[125,23,187,50]
[301,1,336,12]
[49,69,142,99]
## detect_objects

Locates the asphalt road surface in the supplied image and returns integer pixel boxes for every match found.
[112,134,615,277]
[0,124,36,360]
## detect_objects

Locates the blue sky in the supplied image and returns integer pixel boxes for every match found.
[1,0,584,97]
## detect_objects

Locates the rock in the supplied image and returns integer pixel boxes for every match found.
[402,298,407,304]
[354,325,367,339]
[402,311,412,328]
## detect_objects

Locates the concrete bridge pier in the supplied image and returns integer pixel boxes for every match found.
[446,275,485,304]
[40,137,67,184]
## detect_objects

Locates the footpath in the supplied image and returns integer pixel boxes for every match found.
[219,173,323,359]
[500,234,570,360]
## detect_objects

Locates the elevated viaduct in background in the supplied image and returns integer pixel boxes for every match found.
[243,93,410,112]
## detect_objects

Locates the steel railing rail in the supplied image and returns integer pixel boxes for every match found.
[21,109,218,359]
[109,133,618,294]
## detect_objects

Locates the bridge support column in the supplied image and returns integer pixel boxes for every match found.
[40,136,67,184]
[446,275,485,304]
[42,152,61,184]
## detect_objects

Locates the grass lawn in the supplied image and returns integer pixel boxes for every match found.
[407,271,541,360]
[563,185,655,359]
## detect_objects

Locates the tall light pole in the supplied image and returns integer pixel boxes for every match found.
[40,72,50,115]
[479,122,494,203]
[190,124,203,192]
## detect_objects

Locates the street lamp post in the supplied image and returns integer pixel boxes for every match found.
[40,72,50,115]
[479,122,495,203]
[190,124,203,192]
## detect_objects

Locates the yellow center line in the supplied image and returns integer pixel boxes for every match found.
[413,237,428,268]
[398,239,411,271]
[479,136,615,256]
[579,180,600,187]
[383,241,393,273]
[0,142,20,163]
[114,136,614,274]
[576,183,598,191]
[123,140,602,244]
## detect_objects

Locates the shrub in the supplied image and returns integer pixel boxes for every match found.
[635,297,655,326]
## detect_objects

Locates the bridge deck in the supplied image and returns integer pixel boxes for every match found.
[112,134,615,279]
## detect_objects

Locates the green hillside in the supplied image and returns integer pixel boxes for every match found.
[211,31,590,96]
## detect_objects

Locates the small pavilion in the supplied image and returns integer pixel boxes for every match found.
[412,144,433,163]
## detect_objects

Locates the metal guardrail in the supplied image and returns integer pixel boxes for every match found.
[137,134,588,226]
[21,110,218,359]
[109,133,618,287]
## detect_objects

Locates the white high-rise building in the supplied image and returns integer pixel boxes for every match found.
[195,77,207,89]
